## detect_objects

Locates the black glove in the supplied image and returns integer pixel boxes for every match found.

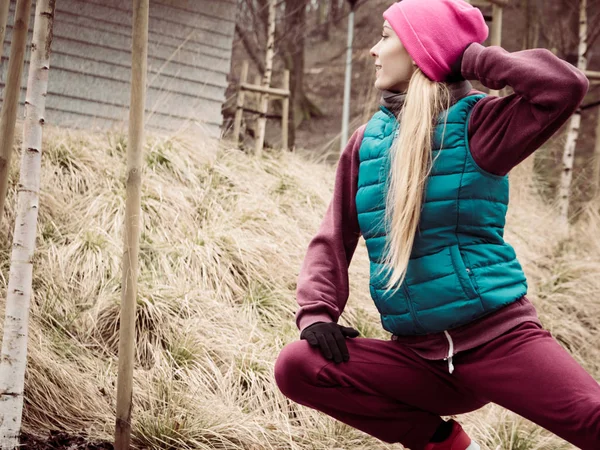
[446,45,470,83]
[300,322,360,364]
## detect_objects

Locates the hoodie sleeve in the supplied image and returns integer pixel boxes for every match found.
[462,43,589,176]
[295,124,366,332]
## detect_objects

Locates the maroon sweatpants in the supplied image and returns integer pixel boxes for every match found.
[274,321,600,450]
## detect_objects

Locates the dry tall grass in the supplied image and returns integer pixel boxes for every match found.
[0,125,598,449]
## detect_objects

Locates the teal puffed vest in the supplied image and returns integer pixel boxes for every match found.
[356,94,528,336]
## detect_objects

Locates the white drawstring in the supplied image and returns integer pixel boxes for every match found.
[443,330,455,374]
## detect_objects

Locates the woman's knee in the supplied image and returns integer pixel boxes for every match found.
[274,340,321,400]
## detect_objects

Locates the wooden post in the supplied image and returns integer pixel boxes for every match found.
[0,0,11,63]
[233,60,248,147]
[0,0,55,447]
[114,0,149,448]
[489,3,503,96]
[253,75,262,108]
[282,69,290,151]
[593,108,600,198]
[490,3,503,45]
[0,0,32,226]
[248,74,261,141]
[255,0,276,158]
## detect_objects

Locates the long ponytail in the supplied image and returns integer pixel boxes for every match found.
[378,68,452,294]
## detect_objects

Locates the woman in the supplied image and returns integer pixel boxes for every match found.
[274,0,598,449]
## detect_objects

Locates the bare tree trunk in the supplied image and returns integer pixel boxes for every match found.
[0,0,54,447]
[558,0,587,228]
[114,0,149,448]
[522,0,541,49]
[254,0,275,157]
[235,24,266,75]
[284,0,323,149]
[0,0,32,227]
[319,0,330,40]
[331,0,341,25]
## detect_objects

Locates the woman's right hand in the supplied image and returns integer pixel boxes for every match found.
[300,322,360,364]
[446,44,472,83]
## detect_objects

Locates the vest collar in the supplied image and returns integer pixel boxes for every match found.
[379,80,474,117]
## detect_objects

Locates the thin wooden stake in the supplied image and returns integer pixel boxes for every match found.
[233,60,248,147]
[490,3,503,45]
[282,69,289,151]
[0,0,55,447]
[241,83,288,97]
[114,0,149,448]
[255,0,276,158]
[0,0,11,63]
[0,0,32,226]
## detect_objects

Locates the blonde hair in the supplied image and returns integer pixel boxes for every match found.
[378,68,452,294]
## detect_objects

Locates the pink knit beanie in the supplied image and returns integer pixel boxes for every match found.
[383,0,488,82]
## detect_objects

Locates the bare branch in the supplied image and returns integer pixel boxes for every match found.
[235,24,266,75]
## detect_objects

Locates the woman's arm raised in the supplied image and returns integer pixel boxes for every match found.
[462,43,589,176]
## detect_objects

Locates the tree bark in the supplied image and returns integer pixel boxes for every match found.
[522,0,541,49]
[235,23,266,75]
[284,0,305,149]
[0,0,33,227]
[283,0,323,149]
[0,0,55,447]
[558,0,587,228]
[331,0,341,25]
[319,0,330,40]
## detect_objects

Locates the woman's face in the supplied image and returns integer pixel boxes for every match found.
[370,20,416,93]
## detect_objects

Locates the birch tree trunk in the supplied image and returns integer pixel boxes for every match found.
[254,0,275,158]
[558,0,587,227]
[0,0,55,447]
[114,0,149,448]
[0,0,32,226]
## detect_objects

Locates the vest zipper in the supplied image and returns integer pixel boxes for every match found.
[443,330,455,374]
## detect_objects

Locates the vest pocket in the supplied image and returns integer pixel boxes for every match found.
[449,244,478,299]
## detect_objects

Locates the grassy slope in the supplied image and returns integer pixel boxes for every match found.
[0,126,598,449]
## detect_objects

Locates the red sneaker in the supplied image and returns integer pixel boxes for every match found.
[424,420,480,450]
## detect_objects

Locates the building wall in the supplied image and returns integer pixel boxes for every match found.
[1,0,237,138]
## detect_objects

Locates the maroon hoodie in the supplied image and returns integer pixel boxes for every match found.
[295,43,589,361]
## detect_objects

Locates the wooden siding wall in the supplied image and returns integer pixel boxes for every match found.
[1,0,237,138]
